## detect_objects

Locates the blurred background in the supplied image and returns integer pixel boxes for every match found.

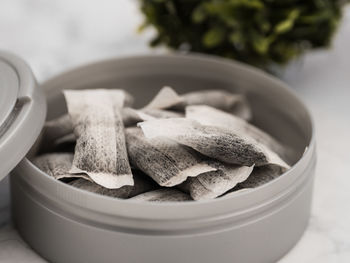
[0,0,157,81]
[0,0,350,262]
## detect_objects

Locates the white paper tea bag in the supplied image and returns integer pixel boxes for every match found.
[179,163,254,201]
[128,169,159,197]
[42,90,133,145]
[130,188,192,202]
[236,164,285,189]
[143,86,184,110]
[69,179,132,198]
[186,105,293,162]
[122,91,135,108]
[122,107,183,127]
[33,153,90,181]
[43,114,72,142]
[121,107,155,127]
[41,114,73,152]
[54,133,76,146]
[64,89,133,189]
[44,107,148,135]
[68,169,157,199]
[142,108,184,119]
[181,89,252,120]
[139,118,289,169]
[125,127,216,187]
[40,132,76,153]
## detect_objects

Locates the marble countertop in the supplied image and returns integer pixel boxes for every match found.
[1,1,350,262]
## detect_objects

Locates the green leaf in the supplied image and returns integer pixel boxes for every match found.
[203,27,226,48]
[192,7,206,23]
[229,31,245,47]
[300,10,334,24]
[229,0,264,9]
[274,9,300,34]
[251,33,274,54]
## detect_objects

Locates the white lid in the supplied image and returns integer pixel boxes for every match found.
[0,51,46,181]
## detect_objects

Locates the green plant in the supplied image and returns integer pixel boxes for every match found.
[139,0,345,68]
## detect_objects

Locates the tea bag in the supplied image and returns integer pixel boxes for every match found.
[128,169,160,197]
[45,89,132,133]
[122,91,135,108]
[51,135,76,153]
[54,133,76,146]
[143,86,184,110]
[121,108,143,127]
[179,164,254,201]
[40,132,76,153]
[43,108,149,136]
[235,165,284,189]
[181,89,252,120]
[121,107,155,127]
[64,89,133,189]
[122,107,183,127]
[186,105,292,162]
[130,188,192,202]
[40,114,73,152]
[33,153,90,181]
[142,108,184,119]
[125,127,216,187]
[68,179,132,198]
[68,169,157,199]
[139,118,289,169]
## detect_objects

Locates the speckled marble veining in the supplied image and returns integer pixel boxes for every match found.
[0,1,350,262]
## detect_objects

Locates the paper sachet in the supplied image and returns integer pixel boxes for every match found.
[43,104,181,145]
[41,133,76,154]
[180,89,252,120]
[236,165,285,189]
[142,108,184,119]
[125,127,216,187]
[186,105,294,162]
[130,188,191,202]
[68,169,158,199]
[121,107,156,127]
[179,162,254,201]
[64,89,133,189]
[42,89,133,146]
[143,86,184,110]
[144,87,251,121]
[41,114,73,152]
[218,165,286,197]
[122,107,183,127]
[139,118,289,169]
[33,153,90,181]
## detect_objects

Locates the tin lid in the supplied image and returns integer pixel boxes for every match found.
[0,51,46,181]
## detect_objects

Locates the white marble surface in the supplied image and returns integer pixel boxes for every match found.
[0,1,350,262]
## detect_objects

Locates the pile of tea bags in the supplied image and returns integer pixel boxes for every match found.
[34,87,293,202]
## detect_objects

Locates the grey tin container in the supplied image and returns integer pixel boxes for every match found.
[0,51,316,263]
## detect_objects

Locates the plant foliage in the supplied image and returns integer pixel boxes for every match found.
[139,0,345,67]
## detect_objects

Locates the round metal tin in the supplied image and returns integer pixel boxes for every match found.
[10,54,316,263]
